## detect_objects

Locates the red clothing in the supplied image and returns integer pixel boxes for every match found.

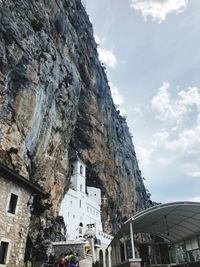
[59,256,67,267]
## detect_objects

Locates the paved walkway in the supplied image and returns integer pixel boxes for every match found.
[79,256,93,267]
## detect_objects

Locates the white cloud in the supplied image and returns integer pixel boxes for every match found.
[190,196,200,202]
[178,86,200,108]
[130,105,144,117]
[109,82,124,106]
[94,34,117,69]
[94,34,101,44]
[149,83,200,177]
[151,83,200,123]
[129,0,188,23]
[109,82,127,116]
[157,157,173,166]
[98,47,117,69]
[136,83,200,175]
[136,146,153,168]
[189,172,200,177]
[152,130,169,147]
[151,82,174,120]
[94,34,106,45]
[165,125,200,152]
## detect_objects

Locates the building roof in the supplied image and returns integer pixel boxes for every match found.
[111,201,200,244]
[0,164,44,195]
[70,152,85,165]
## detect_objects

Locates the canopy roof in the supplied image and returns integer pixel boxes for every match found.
[113,202,200,244]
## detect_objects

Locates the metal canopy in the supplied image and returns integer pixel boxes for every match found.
[113,202,200,244]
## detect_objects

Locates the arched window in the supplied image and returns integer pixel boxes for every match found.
[80,184,82,192]
[80,165,83,174]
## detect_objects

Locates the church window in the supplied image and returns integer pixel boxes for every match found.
[0,241,9,264]
[80,165,83,174]
[80,184,82,192]
[73,215,75,219]
[8,193,18,214]
[87,206,89,212]
[79,200,81,208]
[71,165,74,175]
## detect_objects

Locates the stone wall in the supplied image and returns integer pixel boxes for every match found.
[0,175,31,266]
[53,241,86,259]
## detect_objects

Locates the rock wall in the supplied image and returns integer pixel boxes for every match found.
[0,0,151,261]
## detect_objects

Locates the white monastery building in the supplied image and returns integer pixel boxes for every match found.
[60,156,112,247]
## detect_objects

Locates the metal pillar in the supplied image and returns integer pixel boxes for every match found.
[130,221,136,259]
[123,234,127,261]
[173,244,179,264]
[113,240,117,266]
[116,240,121,263]
[114,240,121,264]
[108,247,112,267]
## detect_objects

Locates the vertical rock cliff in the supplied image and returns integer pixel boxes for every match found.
[0,0,151,261]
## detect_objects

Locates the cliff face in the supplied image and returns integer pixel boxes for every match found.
[0,0,151,259]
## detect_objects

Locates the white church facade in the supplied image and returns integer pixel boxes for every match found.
[60,156,113,246]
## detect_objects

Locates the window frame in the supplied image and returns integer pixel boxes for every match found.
[80,165,83,174]
[0,239,10,266]
[7,193,18,214]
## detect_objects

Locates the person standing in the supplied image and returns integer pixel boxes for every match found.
[58,255,67,267]
[68,256,79,267]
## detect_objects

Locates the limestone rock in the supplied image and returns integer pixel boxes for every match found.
[0,0,152,262]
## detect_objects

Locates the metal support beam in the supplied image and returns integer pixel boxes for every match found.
[123,234,127,260]
[112,241,116,266]
[130,221,135,259]
[117,240,121,263]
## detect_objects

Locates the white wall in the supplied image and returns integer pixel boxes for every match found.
[71,159,86,192]
[60,187,103,240]
[87,187,101,206]
[60,158,103,240]
[60,158,113,247]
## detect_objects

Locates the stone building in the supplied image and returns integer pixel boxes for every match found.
[0,164,43,267]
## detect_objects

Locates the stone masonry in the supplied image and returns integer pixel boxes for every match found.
[0,175,31,266]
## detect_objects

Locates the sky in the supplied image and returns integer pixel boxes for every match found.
[84,0,200,204]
